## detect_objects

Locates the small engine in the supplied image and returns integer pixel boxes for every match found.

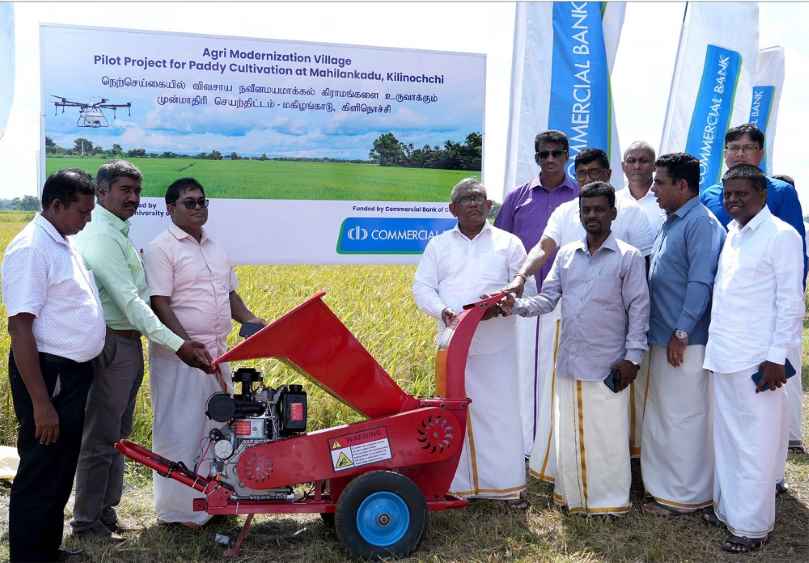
[202,367,307,499]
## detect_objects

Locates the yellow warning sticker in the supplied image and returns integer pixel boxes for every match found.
[336,452,353,469]
[331,440,342,449]
[331,446,354,471]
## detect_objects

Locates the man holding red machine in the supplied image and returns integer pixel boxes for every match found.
[413,178,528,505]
[144,177,265,527]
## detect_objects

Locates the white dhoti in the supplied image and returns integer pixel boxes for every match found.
[450,351,526,500]
[150,346,232,525]
[516,314,540,456]
[527,309,560,482]
[712,368,786,539]
[785,344,804,445]
[629,352,651,458]
[641,345,713,510]
[553,376,631,515]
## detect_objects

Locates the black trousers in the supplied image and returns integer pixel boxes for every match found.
[8,352,94,563]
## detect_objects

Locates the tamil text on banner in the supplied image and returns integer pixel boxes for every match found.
[40,25,485,264]
[659,2,759,193]
[0,2,14,141]
[749,46,784,175]
[505,1,625,193]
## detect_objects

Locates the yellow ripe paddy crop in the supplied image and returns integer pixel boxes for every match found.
[0,212,439,447]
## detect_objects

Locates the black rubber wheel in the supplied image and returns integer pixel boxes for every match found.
[334,470,428,560]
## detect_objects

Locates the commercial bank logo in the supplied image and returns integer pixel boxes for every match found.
[346,225,369,240]
[337,217,457,254]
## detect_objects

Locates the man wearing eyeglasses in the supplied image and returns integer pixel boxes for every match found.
[414,178,527,506]
[142,177,265,527]
[700,124,806,279]
[494,130,579,462]
[71,161,213,540]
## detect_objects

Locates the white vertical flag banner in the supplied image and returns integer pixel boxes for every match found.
[749,46,784,175]
[659,2,759,193]
[505,1,626,195]
[0,2,14,141]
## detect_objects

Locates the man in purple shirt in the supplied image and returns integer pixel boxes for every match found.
[495,130,579,459]
[495,130,579,283]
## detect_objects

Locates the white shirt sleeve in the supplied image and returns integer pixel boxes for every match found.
[2,246,48,317]
[767,228,806,364]
[543,204,565,245]
[413,239,447,319]
[507,235,528,279]
[515,248,563,317]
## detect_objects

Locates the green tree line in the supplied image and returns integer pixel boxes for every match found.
[368,132,482,170]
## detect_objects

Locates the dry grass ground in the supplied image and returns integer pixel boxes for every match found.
[0,211,808,561]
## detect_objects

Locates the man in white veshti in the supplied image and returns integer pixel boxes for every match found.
[641,153,725,516]
[616,141,666,459]
[703,164,804,554]
[505,149,655,483]
[414,178,527,504]
[502,181,649,515]
[143,178,265,527]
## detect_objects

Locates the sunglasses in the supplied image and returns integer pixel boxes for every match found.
[179,197,209,209]
[537,149,566,160]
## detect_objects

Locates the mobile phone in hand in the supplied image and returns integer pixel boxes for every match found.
[751,359,796,386]
[239,322,264,338]
[604,367,622,393]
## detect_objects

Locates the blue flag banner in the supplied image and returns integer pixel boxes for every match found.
[548,1,610,180]
[659,2,758,191]
[749,47,785,175]
[684,44,742,192]
[0,2,14,140]
[504,1,625,193]
[749,85,774,172]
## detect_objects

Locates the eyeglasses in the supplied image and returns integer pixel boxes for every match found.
[725,143,761,154]
[455,194,487,205]
[179,197,209,209]
[623,157,653,165]
[576,168,609,182]
[537,149,566,160]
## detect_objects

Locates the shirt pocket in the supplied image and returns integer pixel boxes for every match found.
[589,262,625,309]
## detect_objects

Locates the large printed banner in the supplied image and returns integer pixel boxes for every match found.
[40,25,485,264]
[749,47,784,175]
[505,1,625,193]
[659,2,758,193]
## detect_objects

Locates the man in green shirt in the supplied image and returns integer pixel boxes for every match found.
[71,160,213,539]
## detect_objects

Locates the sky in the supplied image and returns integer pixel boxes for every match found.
[1,1,808,208]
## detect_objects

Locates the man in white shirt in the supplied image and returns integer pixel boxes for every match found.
[703,164,804,553]
[617,141,666,235]
[414,178,527,504]
[506,149,655,482]
[2,169,106,562]
[143,178,265,527]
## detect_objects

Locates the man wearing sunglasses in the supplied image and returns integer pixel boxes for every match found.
[71,161,214,541]
[494,130,579,462]
[142,177,265,527]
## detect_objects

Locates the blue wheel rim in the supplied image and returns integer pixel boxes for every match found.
[355,491,410,547]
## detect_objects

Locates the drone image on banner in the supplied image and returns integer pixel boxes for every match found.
[52,95,131,128]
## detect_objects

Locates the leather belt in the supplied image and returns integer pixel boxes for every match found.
[108,328,142,340]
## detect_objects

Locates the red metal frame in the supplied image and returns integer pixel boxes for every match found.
[116,291,503,554]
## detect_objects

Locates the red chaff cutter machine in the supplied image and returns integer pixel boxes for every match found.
[116,291,502,559]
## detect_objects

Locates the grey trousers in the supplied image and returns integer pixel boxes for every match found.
[71,331,144,533]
